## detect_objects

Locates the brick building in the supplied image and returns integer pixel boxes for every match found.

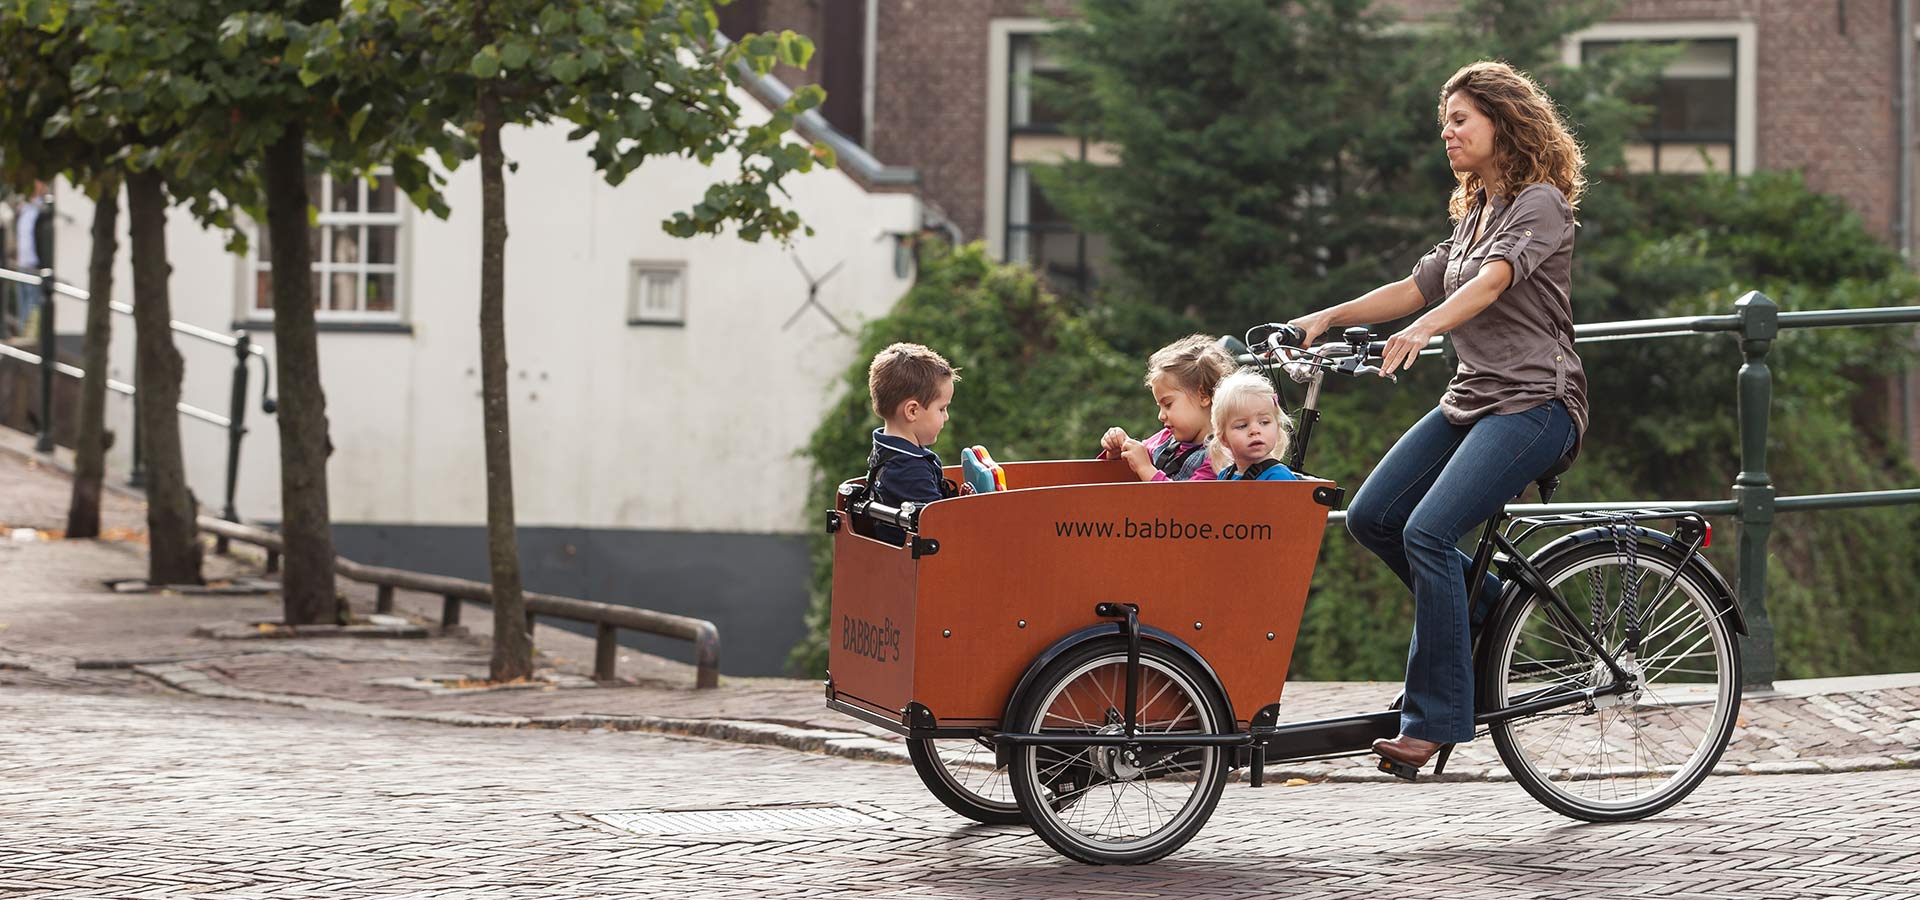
[722,0,1920,459]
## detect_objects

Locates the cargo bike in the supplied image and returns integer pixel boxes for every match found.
[824,324,1746,865]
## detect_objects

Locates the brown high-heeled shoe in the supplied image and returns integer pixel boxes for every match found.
[1372,734,1454,780]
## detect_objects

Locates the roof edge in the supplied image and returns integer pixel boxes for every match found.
[718,34,921,194]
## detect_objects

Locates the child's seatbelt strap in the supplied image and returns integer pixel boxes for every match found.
[1154,440,1205,479]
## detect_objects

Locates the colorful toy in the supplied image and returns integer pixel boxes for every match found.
[960,445,1006,494]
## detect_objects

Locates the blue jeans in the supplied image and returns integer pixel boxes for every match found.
[1347,400,1577,743]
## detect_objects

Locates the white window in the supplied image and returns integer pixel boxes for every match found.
[249,170,404,321]
[985,20,1116,296]
[628,262,686,326]
[1565,21,1757,175]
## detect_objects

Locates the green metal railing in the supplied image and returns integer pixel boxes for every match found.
[1297,292,1920,689]
[1,263,275,541]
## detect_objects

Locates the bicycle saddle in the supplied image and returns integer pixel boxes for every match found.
[1527,456,1573,504]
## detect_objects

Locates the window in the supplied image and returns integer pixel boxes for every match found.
[1565,22,1756,175]
[628,262,686,326]
[987,23,1116,296]
[1585,39,1735,173]
[250,171,404,320]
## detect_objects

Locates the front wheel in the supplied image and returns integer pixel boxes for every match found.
[908,737,1022,825]
[1485,538,1742,821]
[1007,637,1231,865]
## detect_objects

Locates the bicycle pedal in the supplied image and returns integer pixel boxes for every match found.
[1431,744,1455,777]
[1377,758,1420,781]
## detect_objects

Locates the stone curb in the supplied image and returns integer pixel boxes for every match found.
[133,662,1918,781]
[191,620,431,641]
[135,663,533,729]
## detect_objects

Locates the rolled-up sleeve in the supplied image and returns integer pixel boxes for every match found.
[1484,185,1572,283]
[1410,238,1452,305]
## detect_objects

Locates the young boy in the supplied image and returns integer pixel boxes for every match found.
[865,342,959,544]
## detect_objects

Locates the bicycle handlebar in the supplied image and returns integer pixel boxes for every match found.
[1244,322,1397,383]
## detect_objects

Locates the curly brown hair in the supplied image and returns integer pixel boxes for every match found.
[1439,61,1586,222]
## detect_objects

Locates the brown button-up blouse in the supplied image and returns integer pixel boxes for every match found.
[1410,183,1588,464]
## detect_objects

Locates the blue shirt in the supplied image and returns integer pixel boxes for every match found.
[868,429,944,545]
[1221,459,1298,482]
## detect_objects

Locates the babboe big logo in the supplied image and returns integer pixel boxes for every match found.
[841,615,902,663]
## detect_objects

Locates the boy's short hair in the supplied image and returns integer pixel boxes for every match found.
[1146,334,1236,398]
[869,342,960,419]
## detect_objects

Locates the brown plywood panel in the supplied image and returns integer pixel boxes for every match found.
[939,458,1139,492]
[826,521,919,720]
[906,479,1331,727]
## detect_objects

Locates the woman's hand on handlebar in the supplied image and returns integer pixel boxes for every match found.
[1286,310,1334,348]
[1379,320,1439,376]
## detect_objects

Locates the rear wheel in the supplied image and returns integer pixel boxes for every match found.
[908,737,1022,825]
[1007,638,1231,865]
[1486,539,1741,821]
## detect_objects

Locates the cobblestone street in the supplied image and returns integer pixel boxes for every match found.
[5,681,1918,899]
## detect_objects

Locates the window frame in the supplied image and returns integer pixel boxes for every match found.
[1563,20,1757,176]
[627,260,689,328]
[987,21,1115,295]
[239,169,409,326]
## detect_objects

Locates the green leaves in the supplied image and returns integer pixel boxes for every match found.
[731,29,810,75]
[547,52,583,83]
[499,37,530,70]
[788,83,824,112]
[774,29,812,68]
[470,43,500,78]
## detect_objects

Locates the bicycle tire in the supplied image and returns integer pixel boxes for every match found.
[908,737,1023,825]
[1484,538,1741,821]
[1007,637,1231,865]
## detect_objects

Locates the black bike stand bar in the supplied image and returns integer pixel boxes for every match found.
[1256,711,1399,762]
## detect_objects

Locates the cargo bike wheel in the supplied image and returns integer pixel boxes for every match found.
[908,738,1022,825]
[1484,539,1741,822]
[1007,637,1232,865]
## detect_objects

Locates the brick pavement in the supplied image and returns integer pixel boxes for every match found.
[3,683,1918,899]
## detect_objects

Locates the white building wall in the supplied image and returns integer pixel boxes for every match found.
[49,100,916,538]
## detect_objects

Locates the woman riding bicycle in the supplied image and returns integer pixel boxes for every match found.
[1288,61,1588,775]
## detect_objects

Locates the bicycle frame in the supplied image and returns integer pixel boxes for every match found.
[998,338,1709,780]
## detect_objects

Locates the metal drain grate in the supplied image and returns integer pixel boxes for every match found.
[585,805,883,835]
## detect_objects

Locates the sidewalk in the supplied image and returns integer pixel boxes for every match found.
[4,428,1917,781]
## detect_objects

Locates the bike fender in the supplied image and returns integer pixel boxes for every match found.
[1528,526,1748,637]
[1000,622,1235,730]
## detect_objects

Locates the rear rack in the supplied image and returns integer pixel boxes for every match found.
[1504,507,1710,547]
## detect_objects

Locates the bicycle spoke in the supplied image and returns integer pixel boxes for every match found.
[1495,550,1737,818]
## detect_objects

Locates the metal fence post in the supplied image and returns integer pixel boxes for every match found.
[128,381,145,488]
[216,333,252,555]
[33,194,55,454]
[594,623,618,681]
[34,275,54,452]
[1733,291,1779,688]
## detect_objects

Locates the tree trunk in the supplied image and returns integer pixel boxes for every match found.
[479,84,532,682]
[263,124,339,625]
[66,176,119,539]
[124,170,202,584]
